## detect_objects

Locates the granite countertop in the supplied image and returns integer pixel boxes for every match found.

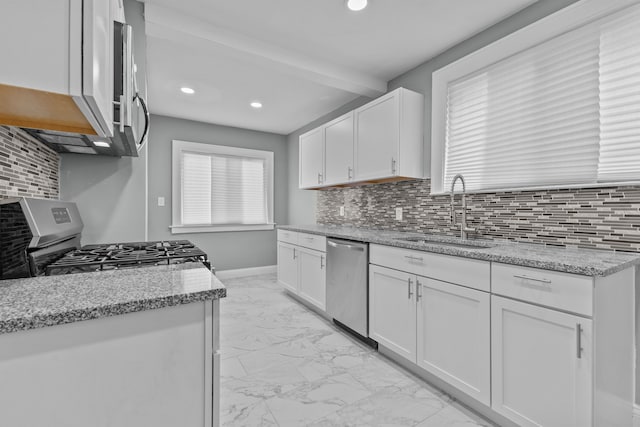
[0,263,226,335]
[279,224,640,277]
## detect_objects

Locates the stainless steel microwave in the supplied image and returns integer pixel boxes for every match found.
[24,21,149,157]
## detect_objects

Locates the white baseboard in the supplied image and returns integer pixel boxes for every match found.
[216,265,276,280]
[634,404,640,427]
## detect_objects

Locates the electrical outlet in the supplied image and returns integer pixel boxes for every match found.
[339,206,345,216]
[395,207,403,221]
[158,196,165,207]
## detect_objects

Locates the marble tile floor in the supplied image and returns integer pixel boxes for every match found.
[219,273,496,427]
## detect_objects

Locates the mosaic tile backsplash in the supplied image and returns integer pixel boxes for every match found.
[317,179,640,252]
[0,126,59,199]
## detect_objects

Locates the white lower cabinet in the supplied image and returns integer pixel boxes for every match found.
[369,263,490,406]
[277,242,298,294]
[298,247,326,310]
[417,278,490,406]
[369,265,417,361]
[491,295,593,427]
[277,232,326,311]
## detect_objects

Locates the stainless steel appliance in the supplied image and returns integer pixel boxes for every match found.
[326,238,374,345]
[0,198,209,279]
[24,21,149,157]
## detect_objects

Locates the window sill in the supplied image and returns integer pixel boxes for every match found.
[169,224,275,234]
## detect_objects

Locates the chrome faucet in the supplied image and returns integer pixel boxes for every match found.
[450,174,475,240]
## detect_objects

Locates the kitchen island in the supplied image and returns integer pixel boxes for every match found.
[0,263,226,427]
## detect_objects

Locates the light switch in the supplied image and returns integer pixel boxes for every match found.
[157,196,165,207]
[395,207,403,221]
[339,206,345,216]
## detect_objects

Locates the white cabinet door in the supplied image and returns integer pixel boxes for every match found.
[416,278,490,405]
[355,91,399,181]
[297,247,326,311]
[491,296,592,427]
[277,242,298,293]
[299,127,325,188]
[324,112,354,185]
[369,265,416,363]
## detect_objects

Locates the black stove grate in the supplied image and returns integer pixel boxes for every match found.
[45,240,209,275]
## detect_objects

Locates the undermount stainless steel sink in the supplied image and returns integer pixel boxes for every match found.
[393,236,495,249]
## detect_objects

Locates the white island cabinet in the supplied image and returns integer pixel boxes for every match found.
[0,264,224,427]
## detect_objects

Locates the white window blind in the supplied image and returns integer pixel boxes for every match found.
[441,3,640,193]
[172,140,274,233]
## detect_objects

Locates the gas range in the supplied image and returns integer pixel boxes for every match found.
[0,198,212,279]
[45,240,210,276]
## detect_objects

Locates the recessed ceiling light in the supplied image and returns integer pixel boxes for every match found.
[250,101,263,109]
[181,87,195,94]
[347,0,367,11]
[93,141,110,148]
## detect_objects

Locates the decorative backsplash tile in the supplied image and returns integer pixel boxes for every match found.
[0,126,59,200]
[317,179,640,252]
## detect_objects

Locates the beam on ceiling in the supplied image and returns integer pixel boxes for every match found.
[144,3,387,97]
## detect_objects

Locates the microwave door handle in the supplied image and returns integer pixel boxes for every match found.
[135,93,150,146]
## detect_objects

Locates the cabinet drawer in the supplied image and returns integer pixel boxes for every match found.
[297,233,326,252]
[370,244,490,292]
[491,263,593,316]
[277,229,299,245]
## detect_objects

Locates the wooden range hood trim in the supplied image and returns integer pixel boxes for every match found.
[0,83,97,135]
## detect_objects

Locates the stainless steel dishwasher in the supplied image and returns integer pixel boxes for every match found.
[326,238,375,346]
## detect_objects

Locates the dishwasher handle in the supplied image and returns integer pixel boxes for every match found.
[327,240,365,252]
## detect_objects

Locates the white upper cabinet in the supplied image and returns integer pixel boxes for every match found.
[299,127,325,189]
[324,112,355,186]
[0,0,116,137]
[354,91,400,180]
[298,87,424,189]
[356,88,424,182]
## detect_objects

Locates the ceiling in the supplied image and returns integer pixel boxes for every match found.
[141,0,536,135]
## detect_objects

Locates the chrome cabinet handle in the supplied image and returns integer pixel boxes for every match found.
[317,172,323,184]
[404,255,424,262]
[293,248,297,260]
[576,323,583,359]
[513,274,551,284]
[348,166,353,180]
[416,279,422,301]
[320,255,324,269]
[391,158,397,174]
[304,237,315,241]
[407,277,413,299]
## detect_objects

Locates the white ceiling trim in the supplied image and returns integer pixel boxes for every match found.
[144,3,387,97]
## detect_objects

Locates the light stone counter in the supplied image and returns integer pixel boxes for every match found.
[0,263,226,335]
[278,224,640,276]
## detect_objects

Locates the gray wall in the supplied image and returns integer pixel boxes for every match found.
[147,114,288,271]
[60,0,148,245]
[286,0,579,225]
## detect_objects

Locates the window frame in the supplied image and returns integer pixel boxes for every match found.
[171,139,275,234]
[430,0,640,195]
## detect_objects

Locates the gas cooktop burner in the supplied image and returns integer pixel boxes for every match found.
[45,240,210,275]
